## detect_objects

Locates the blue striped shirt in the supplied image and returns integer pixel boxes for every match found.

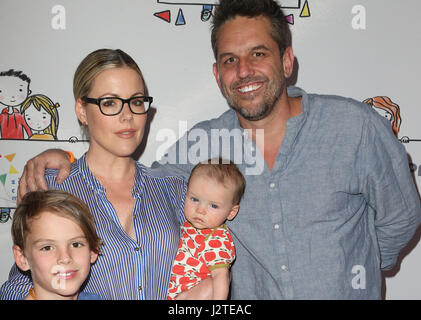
[0,154,186,300]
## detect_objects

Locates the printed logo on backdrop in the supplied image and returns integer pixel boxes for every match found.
[0,153,18,223]
[363,96,421,178]
[154,0,311,26]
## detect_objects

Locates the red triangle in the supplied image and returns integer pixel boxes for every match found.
[154,10,171,23]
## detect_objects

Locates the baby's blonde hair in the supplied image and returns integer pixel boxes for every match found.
[189,158,246,205]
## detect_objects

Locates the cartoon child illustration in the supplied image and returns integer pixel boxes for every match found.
[21,94,60,140]
[0,69,32,139]
[364,96,401,136]
[0,208,12,223]
[201,5,213,21]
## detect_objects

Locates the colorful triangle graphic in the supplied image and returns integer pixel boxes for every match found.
[176,9,186,26]
[0,174,6,185]
[9,165,19,174]
[285,14,294,25]
[5,153,16,162]
[300,0,311,18]
[154,10,171,23]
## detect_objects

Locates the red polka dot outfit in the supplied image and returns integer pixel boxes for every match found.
[167,221,236,299]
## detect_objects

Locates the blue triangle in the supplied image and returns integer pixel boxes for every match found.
[175,8,186,26]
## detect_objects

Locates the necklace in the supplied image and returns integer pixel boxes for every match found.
[28,288,37,300]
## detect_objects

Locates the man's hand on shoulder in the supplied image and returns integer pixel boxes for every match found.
[17,149,72,203]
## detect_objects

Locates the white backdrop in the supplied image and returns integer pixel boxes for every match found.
[1,0,420,299]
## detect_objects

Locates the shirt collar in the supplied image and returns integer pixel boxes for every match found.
[279,86,308,155]
[78,153,105,194]
[77,153,144,198]
[184,220,227,235]
[132,161,145,199]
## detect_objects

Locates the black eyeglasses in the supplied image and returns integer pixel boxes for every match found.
[82,96,153,116]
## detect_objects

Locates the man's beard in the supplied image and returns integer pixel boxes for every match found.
[220,76,284,121]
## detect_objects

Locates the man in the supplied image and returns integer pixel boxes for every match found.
[10,0,421,299]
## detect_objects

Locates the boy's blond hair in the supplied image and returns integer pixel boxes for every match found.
[12,190,101,253]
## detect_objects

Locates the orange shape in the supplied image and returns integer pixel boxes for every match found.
[5,153,16,162]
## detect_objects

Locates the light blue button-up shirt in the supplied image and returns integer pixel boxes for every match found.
[153,86,421,299]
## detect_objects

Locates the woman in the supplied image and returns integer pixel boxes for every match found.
[0,49,186,300]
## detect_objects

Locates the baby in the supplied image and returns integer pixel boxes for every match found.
[11,190,102,300]
[167,159,245,300]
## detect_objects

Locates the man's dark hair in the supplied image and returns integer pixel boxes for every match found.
[211,0,292,60]
[0,69,31,84]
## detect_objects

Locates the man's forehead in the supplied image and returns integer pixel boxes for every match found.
[217,16,273,46]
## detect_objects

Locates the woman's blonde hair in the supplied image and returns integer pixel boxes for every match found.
[73,48,148,101]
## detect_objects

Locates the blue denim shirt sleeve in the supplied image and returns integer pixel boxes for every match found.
[359,109,421,270]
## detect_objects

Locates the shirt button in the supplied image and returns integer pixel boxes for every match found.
[133,215,137,219]
[270,183,275,188]
[138,286,142,291]
[134,247,140,251]
[274,224,280,230]
[281,265,288,271]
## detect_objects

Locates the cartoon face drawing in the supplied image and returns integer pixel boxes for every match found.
[0,75,31,108]
[23,104,52,132]
[0,70,33,139]
[20,94,60,140]
[157,0,218,4]
[156,0,300,7]
[0,208,12,223]
[372,106,393,122]
[364,96,401,136]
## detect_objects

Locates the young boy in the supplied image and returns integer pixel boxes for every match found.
[11,190,102,300]
[167,159,245,300]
